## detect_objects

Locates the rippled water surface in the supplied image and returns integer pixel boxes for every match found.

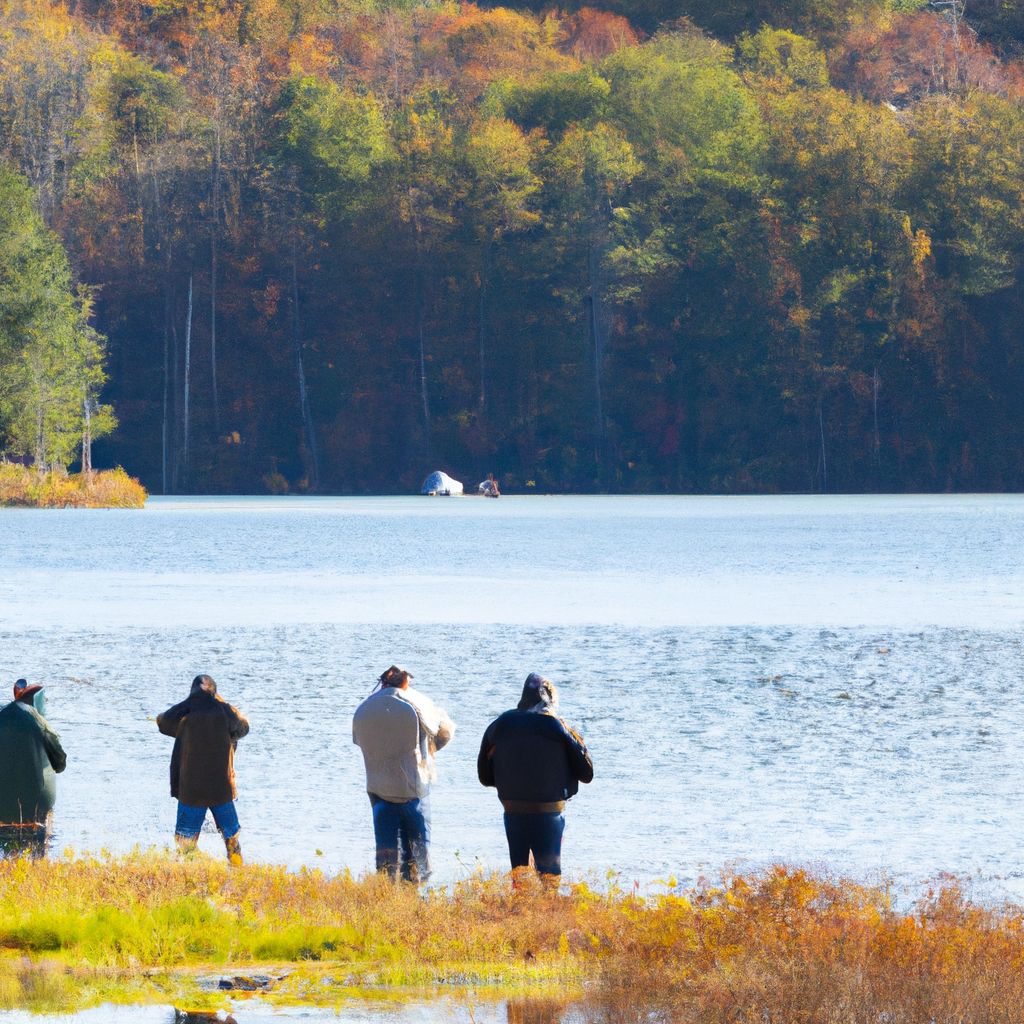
[0,495,1022,896]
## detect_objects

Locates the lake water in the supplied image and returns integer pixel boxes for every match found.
[0,495,1022,898]
[0,998,575,1024]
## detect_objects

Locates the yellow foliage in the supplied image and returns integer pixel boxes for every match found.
[0,465,146,507]
[0,855,1021,1020]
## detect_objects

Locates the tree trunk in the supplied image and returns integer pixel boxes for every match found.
[818,397,828,493]
[81,397,92,475]
[873,364,881,466]
[477,237,492,414]
[587,236,608,475]
[162,279,171,494]
[182,273,193,483]
[210,121,221,435]
[290,248,320,491]
[416,260,431,441]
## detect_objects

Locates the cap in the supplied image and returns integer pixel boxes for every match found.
[13,679,43,703]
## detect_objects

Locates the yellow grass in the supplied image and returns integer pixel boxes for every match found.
[0,464,146,508]
[1,852,1023,1020]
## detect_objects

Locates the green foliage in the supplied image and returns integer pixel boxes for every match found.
[735,27,830,87]
[274,75,393,208]
[0,165,115,470]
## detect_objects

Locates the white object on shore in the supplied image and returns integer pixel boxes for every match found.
[421,471,463,496]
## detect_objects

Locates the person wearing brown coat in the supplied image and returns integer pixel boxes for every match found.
[157,674,249,865]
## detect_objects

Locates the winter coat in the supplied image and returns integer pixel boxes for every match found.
[478,709,592,811]
[157,689,249,807]
[352,686,454,802]
[0,701,66,824]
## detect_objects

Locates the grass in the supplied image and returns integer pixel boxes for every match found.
[0,464,147,508]
[1,853,1024,1020]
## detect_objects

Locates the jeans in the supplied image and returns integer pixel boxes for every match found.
[369,793,430,883]
[175,800,241,839]
[503,811,565,876]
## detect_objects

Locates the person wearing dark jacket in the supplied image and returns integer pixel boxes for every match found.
[0,679,66,857]
[157,674,249,865]
[478,673,592,879]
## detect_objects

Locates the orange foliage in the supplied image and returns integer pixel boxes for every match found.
[833,11,1024,106]
[557,7,639,61]
[593,867,1024,1022]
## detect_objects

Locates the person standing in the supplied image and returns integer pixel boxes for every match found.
[0,679,66,856]
[352,665,454,883]
[157,674,249,865]
[478,673,592,881]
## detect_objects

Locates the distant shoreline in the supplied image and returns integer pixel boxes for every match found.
[0,465,146,508]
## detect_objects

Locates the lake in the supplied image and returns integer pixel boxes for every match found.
[0,494,1022,897]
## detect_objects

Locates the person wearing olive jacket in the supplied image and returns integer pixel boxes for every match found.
[157,674,249,865]
[0,679,67,857]
[478,673,592,880]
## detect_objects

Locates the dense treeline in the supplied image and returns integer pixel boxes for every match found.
[1,0,1023,493]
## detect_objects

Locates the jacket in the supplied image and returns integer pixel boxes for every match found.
[0,701,66,824]
[478,709,593,812]
[352,686,454,802]
[157,689,249,807]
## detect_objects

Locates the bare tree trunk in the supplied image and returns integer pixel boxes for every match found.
[35,403,45,472]
[477,238,491,413]
[818,398,828,493]
[182,273,193,482]
[210,121,221,435]
[415,257,431,447]
[81,397,92,475]
[162,281,171,494]
[587,237,608,471]
[290,247,320,491]
[873,364,881,465]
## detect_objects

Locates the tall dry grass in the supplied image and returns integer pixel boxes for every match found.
[0,854,1023,1019]
[0,464,146,508]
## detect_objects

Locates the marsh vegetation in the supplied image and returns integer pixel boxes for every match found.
[1,853,1022,1022]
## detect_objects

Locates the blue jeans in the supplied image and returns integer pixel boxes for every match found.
[175,800,240,839]
[503,811,565,876]
[369,793,430,883]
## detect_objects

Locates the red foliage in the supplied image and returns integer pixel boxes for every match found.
[557,7,639,61]
[832,12,1024,106]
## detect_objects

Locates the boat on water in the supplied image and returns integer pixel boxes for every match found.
[420,471,464,496]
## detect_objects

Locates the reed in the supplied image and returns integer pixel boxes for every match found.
[0,853,1022,1020]
[0,464,146,508]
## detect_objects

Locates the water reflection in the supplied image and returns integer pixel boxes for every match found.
[505,996,572,1024]
[0,997,582,1024]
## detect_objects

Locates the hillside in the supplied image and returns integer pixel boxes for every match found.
[1,0,1023,493]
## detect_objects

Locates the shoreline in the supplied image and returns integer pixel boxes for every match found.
[1,852,1022,1018]
[0,466,146,509]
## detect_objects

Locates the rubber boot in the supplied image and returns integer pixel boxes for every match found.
[224,833,243,867]
[175,833,199,856]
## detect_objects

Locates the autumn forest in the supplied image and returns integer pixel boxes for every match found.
[2,0,1024,494]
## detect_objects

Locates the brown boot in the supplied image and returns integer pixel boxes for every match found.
[175,833,199,856]
[224,833,243,867]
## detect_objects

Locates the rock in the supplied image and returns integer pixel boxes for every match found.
[174,1011,238,1024]
[214,972,286,991]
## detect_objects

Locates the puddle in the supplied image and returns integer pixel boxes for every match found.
[0,997,580,1023]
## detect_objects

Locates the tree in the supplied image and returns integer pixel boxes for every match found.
[0,164,115,469]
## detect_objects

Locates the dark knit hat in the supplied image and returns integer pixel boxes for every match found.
[379,665,413,688]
